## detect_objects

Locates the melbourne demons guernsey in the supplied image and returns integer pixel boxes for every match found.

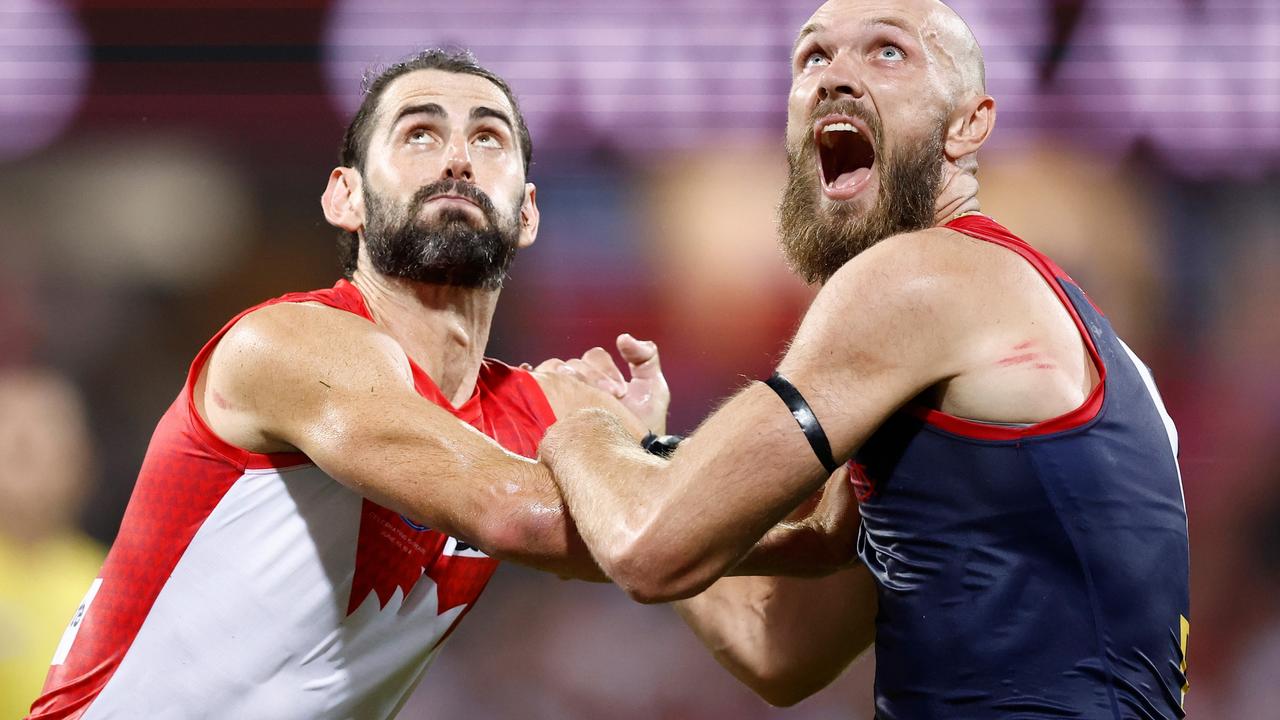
[853,215,1189,720]
[28,280,557,720]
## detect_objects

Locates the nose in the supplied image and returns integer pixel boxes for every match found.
[442,135,474,182]
[816,53,866,103]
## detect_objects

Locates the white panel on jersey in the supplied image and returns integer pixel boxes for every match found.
[84,465,470,720]
[1118,338,1185,516]
[51,578,102,666]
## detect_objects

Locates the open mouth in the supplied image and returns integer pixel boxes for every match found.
[815,117,877,199]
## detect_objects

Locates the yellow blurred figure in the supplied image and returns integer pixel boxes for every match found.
[0,369,104,718]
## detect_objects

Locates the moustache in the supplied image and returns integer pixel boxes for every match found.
[409,179,499,219]
[798,99,883,152]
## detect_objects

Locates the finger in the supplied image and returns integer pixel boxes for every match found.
[567,358,624,397]
[582,346,626,388]
[534,358,567,374]
[617,333,662,380]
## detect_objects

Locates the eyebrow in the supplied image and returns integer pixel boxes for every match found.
[391,102,446,128]
[793,21,823,56]
[793,16,916,58]
[388,102,514,137]
[470,105,514,134]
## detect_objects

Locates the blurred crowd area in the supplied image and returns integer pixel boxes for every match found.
[1,0,1277,718]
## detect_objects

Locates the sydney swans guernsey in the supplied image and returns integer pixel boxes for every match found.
[28,280,557,720]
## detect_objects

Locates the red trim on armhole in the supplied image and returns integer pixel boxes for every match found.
[909,216,1107,441]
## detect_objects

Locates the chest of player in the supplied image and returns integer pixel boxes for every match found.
[347,499,499,617]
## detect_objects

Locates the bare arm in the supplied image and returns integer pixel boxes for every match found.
[198,301,649,580]
[539,229,976,602]
[674,567,877,707]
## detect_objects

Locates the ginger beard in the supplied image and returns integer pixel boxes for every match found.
[362,178,524,290]
[779,101,947,285]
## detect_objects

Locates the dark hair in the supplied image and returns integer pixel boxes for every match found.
[337,48,533,275]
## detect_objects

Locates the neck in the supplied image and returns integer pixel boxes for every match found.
[350,268,499,406]
[932,164,982,226]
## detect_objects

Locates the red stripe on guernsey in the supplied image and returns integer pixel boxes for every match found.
[907,215,1107,441]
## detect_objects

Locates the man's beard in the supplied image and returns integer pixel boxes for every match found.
[362,179,523,290]
[779,109,945,285]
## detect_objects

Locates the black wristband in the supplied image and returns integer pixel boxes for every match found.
[641,431,683,459]
[763,372,840,475]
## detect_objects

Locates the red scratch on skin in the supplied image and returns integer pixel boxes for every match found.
[1034,363,1056,370]
[1014,341,1033,350]
[211,390,233,410]
[997,353,1039,367]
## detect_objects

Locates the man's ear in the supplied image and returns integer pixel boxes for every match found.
[945,95,996,162]
[322,167,364,233]
[517,183,540,249]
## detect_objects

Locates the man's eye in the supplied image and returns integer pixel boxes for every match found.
[408,129,434,145]
[474,133,501,148]
[805,52,829,68]
[879,46,905,61]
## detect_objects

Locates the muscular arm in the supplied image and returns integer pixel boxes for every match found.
[198,301,645,581]
[675,567,877,707]
[540,229,976,602]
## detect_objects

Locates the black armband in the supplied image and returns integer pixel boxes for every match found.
[763,372,840,475]
[641,431,683,459]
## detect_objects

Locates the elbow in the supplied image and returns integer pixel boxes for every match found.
[602,533,725,604]
[475,499,564,566]
[735,662,825,707]
[755,684,816,708]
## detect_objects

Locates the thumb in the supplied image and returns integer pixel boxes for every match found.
[617,333,661,379]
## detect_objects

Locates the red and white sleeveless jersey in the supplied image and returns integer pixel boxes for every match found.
[27,280,557,720]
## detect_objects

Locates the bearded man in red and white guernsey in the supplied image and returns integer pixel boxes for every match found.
[27,50,857,720]
[24,49,635,720]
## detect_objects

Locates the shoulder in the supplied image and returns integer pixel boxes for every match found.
[217,302,408,377]
[783,227,1010,380]
[806,227,999,335]
[206,301,414,414]
[825,226,1000,302]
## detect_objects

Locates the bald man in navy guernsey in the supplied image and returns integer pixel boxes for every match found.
[540,1,1190,718]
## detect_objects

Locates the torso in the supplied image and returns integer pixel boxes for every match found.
[855,215,1190,719]
[27,281,558,720]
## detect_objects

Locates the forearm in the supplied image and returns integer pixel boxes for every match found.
[460,459,608,582]
[545,400,832,602]
[674,576,819,707]
[541,412,683,593]
[728,521,842,577]
[675,568,878,707]
[482,480,608,581]
[305,408,607,581]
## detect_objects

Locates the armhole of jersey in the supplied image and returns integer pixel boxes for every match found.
[182,298,313,471]
[910,219,1108,441]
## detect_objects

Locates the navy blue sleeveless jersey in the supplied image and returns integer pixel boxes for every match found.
[853,215,1189,719]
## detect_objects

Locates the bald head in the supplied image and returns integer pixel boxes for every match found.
[798,0,985,104]
[920,0,985,98]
